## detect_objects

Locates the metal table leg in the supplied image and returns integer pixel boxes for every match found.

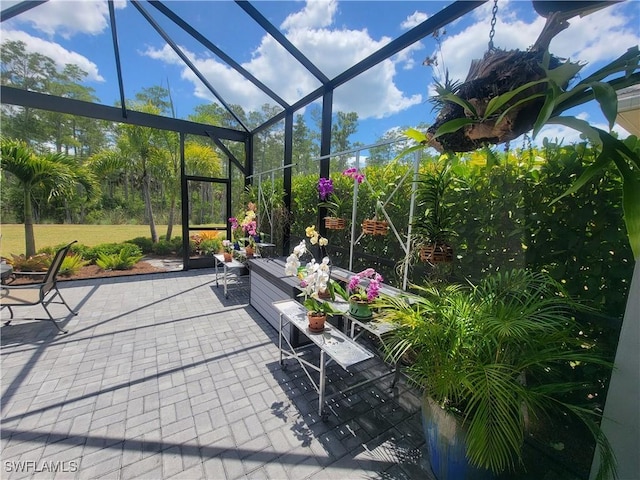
[223,263,228,298]
[319,351,326,417]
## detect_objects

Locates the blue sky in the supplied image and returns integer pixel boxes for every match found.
[2,0,639,149]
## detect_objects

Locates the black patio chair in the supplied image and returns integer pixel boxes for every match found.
[1,241,78,334]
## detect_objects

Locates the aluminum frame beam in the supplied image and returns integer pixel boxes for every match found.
[1,86,248,142]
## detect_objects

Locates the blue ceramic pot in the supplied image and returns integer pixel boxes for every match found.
[422,395,494,480]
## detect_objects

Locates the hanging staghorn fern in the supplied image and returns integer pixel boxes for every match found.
[425,1,631,153]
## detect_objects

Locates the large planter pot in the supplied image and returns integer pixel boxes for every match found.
[348,298,373,321]
[422,395,494,480]
[307,311,327,333]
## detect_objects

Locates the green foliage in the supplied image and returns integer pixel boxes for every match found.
[8,253,50,272]
[168,236,184,255]
[290,142,633,327]
[69,242,94,260]
[128,237,154,254]
[88,242,142,263]
[319,173,354,218]
[59,254,90,277]
[151,239,174,255]
[199,238,222,256]
[412,159,458,245]
[96,247,143,271]
[423,46,640,261]
[1,136,100,256]
[376,269,615,478]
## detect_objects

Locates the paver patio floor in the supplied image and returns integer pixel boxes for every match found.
[1,269,433,479]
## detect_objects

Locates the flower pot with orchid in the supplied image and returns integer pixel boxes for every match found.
[284,226,345,330]
[221,240,234,262]
[347,268,383,320]
[344,167,390,235]
[231,202,261,256]
[318,176,352,230]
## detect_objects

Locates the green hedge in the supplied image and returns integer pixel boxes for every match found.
[287,144,633,326]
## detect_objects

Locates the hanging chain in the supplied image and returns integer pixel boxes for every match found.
[488,0,499,51]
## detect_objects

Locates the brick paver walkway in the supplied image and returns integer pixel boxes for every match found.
[1,269,432,479]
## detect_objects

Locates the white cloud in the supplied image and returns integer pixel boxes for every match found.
[280,0,338,30]
[434,1,637,85]
[2,29,104,82]
[550,4,640,64]
[402,11,428,30]
[143,0,423,120]
[143,43,279,111]
[6,0,126,39]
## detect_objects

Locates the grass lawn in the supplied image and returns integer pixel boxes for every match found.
[0,224,171,257]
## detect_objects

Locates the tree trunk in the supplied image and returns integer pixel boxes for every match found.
[23,187,36,257]
[142,174,158,243]
[166,194,176,241]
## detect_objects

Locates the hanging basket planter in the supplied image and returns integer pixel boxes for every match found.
[362,219,389,236]
[324,217,347,230]
[419,243,454,264]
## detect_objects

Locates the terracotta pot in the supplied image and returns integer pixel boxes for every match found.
[362,219,388,236]
[318,288,332,299]
[307,311,327,333]
[245,246,255,258]
[324,216,347,230]
[223,252,233,262]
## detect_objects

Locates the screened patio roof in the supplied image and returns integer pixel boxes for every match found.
[1,0,487,145]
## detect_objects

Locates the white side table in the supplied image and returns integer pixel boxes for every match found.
[213,254,248,298]
[273,299,375,418]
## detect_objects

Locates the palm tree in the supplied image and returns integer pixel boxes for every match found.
[1,137,99,256]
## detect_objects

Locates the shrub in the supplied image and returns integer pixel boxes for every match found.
[59,254,90,277]
[96,247,143,271]
[70,243,93,259]
[200,238,222,256]
[152,239,173,255]
[197,231,219,241]
[128,237,154,254]
[36,246,57,255]
[9,253,50,272]
[88,242,142,263]
[170,236,183,254]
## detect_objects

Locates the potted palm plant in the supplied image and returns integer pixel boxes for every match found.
[412,160,457,264]
[374,269,615,480]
